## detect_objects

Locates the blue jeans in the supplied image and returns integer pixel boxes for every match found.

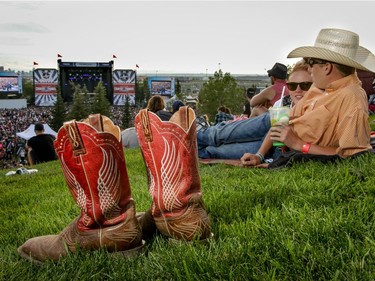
[197,113,271,159]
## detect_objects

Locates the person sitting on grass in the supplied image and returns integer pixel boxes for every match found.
[26,123,57,166]
[240,60,314,166]
[250,62,289,109]
[147,95,172,121]
[214,106,234,125]
[241,28,375,167]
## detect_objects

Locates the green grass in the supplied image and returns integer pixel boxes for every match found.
[369,114,375,131]
[1,149,375,280]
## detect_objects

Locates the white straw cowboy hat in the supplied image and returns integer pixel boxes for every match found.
[287,28,375,73]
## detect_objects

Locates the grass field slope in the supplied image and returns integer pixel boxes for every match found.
[1,148,375,280]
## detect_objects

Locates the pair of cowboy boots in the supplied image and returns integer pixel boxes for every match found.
[18,107,211,264]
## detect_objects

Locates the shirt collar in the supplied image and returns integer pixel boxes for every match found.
[325,73,361,94]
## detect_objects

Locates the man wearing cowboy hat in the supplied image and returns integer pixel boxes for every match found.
[269,28,374,158]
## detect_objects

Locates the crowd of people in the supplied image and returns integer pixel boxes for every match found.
[0,105,140,169]
[0,107,53,169]
[0,98,203,169]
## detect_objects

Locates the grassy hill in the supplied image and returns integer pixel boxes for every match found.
[1,148,375,280]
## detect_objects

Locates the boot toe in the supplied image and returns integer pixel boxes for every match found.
[17,235,67,265]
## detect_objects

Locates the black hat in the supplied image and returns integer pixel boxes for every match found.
[246,87,256,98]
[267,63,288,79]
[172,100,185,113]
[34,123,44,131]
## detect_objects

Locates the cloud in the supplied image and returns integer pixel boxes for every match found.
[0,36,31,46]
[0,22,49,33]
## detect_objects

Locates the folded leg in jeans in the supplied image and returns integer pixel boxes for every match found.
[198,140,264,159]
[197,113,271,159]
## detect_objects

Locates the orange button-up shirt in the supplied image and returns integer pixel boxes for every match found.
[289,73,371,158]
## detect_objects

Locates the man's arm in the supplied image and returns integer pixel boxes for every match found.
[250,86,275,107]
[26,146,35,166]
[270,123,338,155]
[241,130,273,166]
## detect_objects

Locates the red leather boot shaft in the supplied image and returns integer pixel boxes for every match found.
[135,107,202,217]
[54,117,133,231]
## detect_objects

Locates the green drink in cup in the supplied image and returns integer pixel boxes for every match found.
[269,106,290,147]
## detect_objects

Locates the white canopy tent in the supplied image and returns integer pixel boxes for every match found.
[16,124,57,140]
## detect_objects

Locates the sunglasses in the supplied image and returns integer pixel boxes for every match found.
[304,57,329,67]
[286,81,313,91]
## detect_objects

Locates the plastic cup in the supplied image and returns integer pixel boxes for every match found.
[269,106,290,147]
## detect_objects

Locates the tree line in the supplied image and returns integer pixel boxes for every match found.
[22,70,251,130]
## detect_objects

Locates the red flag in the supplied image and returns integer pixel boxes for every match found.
[57,54,62,58]
[113,54,117,59]
[33,61,38,66]
[136,64,139,68]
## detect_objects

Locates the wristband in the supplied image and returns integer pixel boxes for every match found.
[302,143,311,154]
[255,152,265,163]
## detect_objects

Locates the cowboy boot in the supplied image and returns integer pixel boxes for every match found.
[135,106,212,241]
[17,114,144,264]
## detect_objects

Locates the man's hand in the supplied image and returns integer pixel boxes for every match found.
[269,123,303,150]
[240,153,261,166]
[249,105,268,118]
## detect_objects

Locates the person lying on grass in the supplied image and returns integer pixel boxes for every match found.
[241,60,314,167]
[241,28,374,168]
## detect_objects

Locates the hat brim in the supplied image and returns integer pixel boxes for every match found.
[287,46,375,73]
[267,69,287,79]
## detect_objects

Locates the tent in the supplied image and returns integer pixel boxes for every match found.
[16,124,57,140]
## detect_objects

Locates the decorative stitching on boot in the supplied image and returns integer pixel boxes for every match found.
[140,109,153,142]
[97,147,122,220]
[161,137,183,211]
[179,106,188,131]
[64,121,86,156]
[60,154,90,225]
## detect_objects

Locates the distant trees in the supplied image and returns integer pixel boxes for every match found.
[175,79,183,100]
[46,72,256,127]
[67,81,111,121]
[91,81,111,118]
[143,77,151,107]
[22,79,34,105]
[134,79,143,107]
[135,77,150,108]
[68,82,89,120]
[121,96,132,129]
[50,89,66,132]
[198,70,245,122]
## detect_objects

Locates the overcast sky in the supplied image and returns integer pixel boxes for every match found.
[1,1,374,75]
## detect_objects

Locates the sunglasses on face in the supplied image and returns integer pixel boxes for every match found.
[286,81,313,91]
[303,57,329,67]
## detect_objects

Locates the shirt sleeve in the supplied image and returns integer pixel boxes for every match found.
[27,138,35,148]
[336,105,371,157]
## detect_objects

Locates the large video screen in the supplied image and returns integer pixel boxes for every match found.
[113,69,136,105]
[148,77,175,96]
[151,81,172,95]
[0,76,19,93]
[34,69,58,106]
[58,60,113,103]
